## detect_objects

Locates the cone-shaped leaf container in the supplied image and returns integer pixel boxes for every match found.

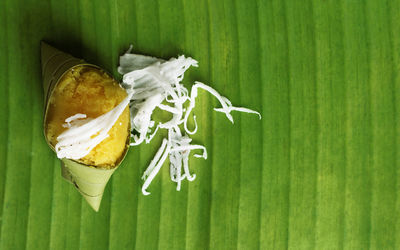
[41,42,130,211]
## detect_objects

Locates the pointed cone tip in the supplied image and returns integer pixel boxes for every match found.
[83,194,102,212]
[61,159,116,212]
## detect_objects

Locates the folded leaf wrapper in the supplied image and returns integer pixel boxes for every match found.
[41,42,130,211]
[60,159,117,211]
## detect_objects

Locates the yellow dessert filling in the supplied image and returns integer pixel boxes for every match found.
[45,66,130,168]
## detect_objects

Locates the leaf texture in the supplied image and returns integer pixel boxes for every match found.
[0,0,399,249]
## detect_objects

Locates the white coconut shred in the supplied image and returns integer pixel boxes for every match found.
[119,46,261,195]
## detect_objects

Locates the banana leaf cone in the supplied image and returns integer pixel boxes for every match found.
[40,42,130,211]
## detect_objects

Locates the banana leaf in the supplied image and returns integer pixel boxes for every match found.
[0,0,399,249]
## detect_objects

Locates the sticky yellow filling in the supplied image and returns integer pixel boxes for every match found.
[45,66,129,168]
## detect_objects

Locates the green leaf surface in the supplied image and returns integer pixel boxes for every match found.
[1,0,399,249]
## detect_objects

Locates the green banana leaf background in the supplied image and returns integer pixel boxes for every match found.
[1,0,399,249]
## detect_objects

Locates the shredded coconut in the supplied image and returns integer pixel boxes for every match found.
[62,113,87,128]
[141,139,171,195]
[119,46,261,195]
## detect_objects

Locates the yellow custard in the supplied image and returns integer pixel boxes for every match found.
[45,66,129,168]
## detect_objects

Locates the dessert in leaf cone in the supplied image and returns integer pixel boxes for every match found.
[40,42,261,211]
[41,42,130,211]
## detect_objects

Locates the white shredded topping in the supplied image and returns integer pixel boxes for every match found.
[55,91,133,160]
[62,113,87,128]
[140,126,207,194]
[141,139,171,195]
[118,46,261,195]
[120,48,198,146]
[118,45,164,74]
